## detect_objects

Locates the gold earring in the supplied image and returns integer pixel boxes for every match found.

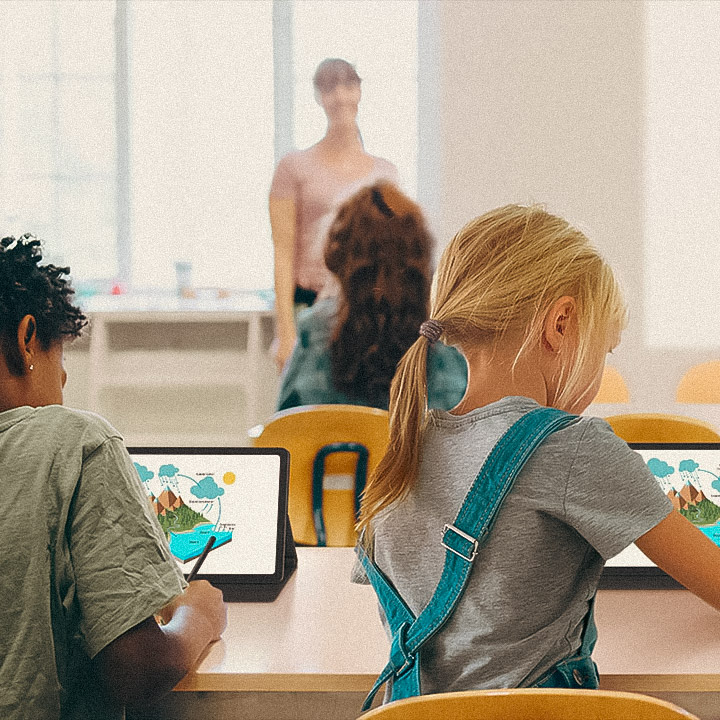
[29,364,34,371]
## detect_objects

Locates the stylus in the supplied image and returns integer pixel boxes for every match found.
[187,535,216,582]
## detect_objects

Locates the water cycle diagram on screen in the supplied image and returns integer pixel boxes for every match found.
[647,454,720,546]
[135,461,236,563]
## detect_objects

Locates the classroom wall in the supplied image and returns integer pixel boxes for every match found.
[430,0,718,426]
[435,0,644,297]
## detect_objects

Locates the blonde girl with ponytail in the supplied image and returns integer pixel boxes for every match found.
[355,204,720,699]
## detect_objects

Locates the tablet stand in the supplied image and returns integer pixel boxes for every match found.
[220,516,298,602]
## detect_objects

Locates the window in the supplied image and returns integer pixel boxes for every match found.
[0,1,117,279]
[128,0,274,291]
[1,0,419,293]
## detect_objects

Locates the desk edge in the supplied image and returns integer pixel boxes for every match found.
[175,672,720,694]
[174,672,377,693]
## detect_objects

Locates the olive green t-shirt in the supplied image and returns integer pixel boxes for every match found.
[0,405,186,719]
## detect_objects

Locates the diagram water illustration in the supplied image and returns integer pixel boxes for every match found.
[135,461,238,563]
[647,455,720,546]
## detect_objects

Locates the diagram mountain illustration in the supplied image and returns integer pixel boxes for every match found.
[151,489,183,515]
[647,457,720,530]
[136,461,236,563]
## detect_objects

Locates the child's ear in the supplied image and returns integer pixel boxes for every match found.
[16,314,38,373]
[542,296,576,353]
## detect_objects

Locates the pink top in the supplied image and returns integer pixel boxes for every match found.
[270,148,398,292]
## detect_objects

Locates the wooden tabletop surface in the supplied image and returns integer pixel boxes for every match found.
[175,547,720,693]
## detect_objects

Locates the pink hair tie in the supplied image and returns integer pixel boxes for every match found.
[419,319,443,344]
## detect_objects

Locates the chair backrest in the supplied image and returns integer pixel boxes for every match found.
[593,366,629,403]
[249,404,389,546]
[358,688,699,720]
[676,361,720,403]
[604,413,720,442]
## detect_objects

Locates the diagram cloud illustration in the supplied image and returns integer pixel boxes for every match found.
[191,476,225,500]
[159,464,180,478]
[134,463,154,482]
[679,459,700,473]
[647,458,674,478]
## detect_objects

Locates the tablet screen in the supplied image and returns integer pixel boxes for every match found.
[607,443,720,569]
[129,447,288,579]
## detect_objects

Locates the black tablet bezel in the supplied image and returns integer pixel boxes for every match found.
[600,442,720,589]
[128,446,290,586]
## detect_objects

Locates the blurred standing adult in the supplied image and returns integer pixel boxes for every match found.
[269,58,398,370]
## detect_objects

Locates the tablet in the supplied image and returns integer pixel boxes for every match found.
[129,446,295,600]
[602,443,720,588]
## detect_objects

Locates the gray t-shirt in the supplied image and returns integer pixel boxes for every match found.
[358,397,672,693]
[0,405,186,720]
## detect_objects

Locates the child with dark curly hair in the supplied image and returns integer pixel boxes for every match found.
[276,182,467,412]
[0,235,226,720]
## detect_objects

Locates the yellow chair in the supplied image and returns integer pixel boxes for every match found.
[605,413,720,443]
[358,688,698,720]
[676,361,720,403]
[249,404,389,546]
[593,366,629,403]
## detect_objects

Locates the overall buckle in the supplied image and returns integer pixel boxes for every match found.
[441,523,479,562]
[390,622,416,677]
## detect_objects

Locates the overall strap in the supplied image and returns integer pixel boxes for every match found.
[359,544,415,634]
[578,596,598,659]
[360,407,578,709]
[533,597,599,689]
[357,544,419,701]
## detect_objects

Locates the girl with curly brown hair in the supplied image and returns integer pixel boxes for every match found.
[276,182,466,411]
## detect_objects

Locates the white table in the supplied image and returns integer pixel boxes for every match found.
[173,548,720,699]
[121,548,720,719]
[78,292,275,442]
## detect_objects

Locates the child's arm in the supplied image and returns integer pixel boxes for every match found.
[93,579,227,707]
[635,510,720,611]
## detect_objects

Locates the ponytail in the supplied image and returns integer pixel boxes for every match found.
[357,335,432,534]
[357,203,626,539]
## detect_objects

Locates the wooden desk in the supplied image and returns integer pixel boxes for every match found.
[176,547,720,695]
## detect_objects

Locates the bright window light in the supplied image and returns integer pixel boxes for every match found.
[2,0,419,294]
[0,0,117,279]
[129,0,274,291]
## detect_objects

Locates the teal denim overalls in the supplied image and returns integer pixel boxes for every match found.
[357,407,600,710]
